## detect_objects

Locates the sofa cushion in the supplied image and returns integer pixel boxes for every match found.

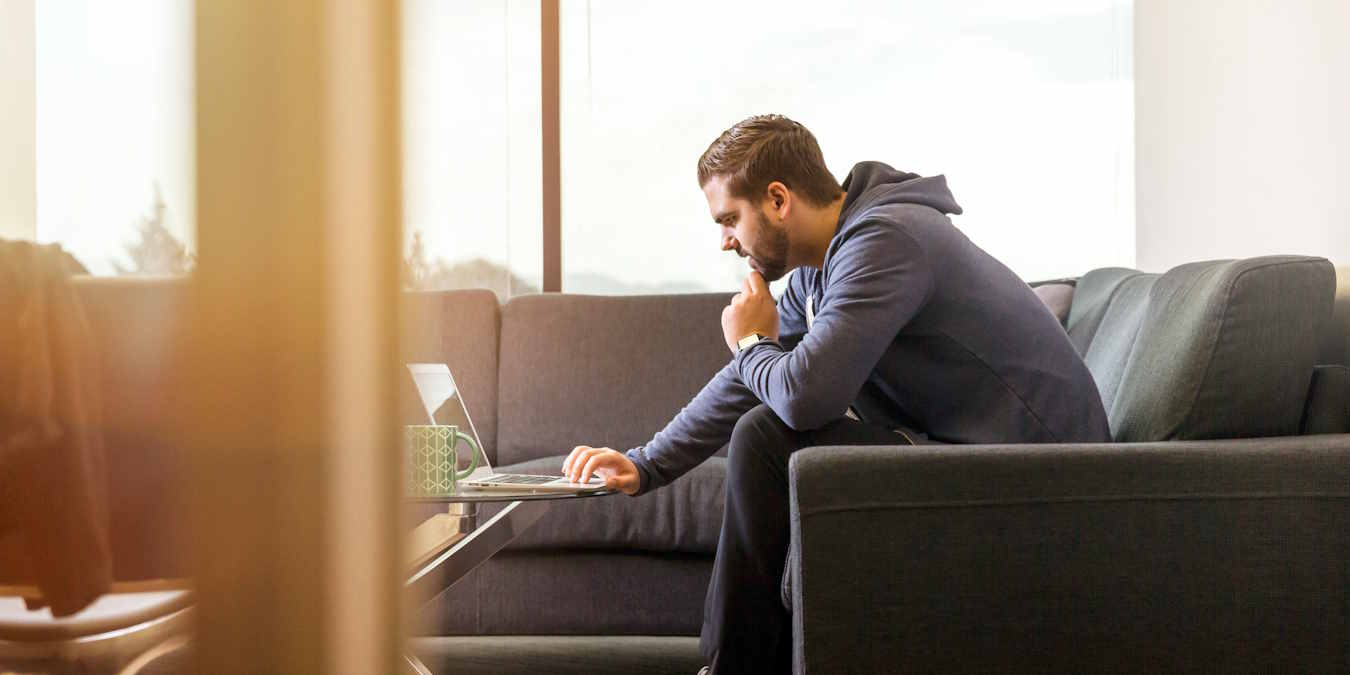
[1079,273,1158,417]
[1302,365,1350,435]
[1072,256,1335,442]
[496,293,732,466]
[1031,282,1074,326]
[1321,266,1350,365]
[401,289,501,463]
[1065,267,1145,355]
[486,455,725,554]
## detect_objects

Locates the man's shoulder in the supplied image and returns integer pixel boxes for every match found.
[848,201,957,241]
[827,209,945,269]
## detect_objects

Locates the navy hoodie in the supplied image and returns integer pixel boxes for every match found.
[625,161,1110,494]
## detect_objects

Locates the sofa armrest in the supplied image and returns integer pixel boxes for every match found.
[787,437,1350,674]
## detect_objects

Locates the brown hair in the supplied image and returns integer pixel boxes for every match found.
[697,114,843,207]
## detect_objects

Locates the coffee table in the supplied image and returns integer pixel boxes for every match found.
[402,488,614,675]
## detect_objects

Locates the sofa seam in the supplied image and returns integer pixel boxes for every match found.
[1072,269,1143,345]
[797,491,1350,517]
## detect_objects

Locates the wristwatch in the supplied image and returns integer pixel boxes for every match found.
[736,333,768,352]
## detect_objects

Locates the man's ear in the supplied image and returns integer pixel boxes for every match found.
[766,181,790,220]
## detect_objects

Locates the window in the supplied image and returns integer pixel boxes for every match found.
[34,0,196,276]
[402,0,542,300]
[560,0,1134,292]
[11,2,1134,292]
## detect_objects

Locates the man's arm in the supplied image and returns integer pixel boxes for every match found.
[563,276,811,495]
[621,362,758,494]
[734,221,933,431]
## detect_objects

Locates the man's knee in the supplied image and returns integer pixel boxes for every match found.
[730,403,788,444]
[727,404,793,470]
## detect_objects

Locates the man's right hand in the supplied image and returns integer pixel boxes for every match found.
[561,446,640,495]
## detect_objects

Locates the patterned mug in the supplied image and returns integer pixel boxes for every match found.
[405,425,480,497]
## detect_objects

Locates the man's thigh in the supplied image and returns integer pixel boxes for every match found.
[728,405,914,478]
[801,414,918,449]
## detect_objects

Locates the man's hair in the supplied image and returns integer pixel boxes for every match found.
[697,114,842,207]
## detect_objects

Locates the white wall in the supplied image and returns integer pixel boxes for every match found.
[1135,0,1350,272]
[0,0,36,241]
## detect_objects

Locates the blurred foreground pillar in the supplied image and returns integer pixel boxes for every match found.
[186,1,402,672]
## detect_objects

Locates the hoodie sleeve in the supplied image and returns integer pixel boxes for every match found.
[624,275,811,494]
[732,219,933,430]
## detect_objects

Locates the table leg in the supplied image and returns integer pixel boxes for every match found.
[406,503,480,570]
[402,499,553,674]
[404,499,551,609]
[402,651,433,675]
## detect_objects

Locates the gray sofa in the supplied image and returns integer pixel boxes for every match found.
[69,254,1350,673]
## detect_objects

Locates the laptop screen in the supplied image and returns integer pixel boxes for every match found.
[406,363,492,475]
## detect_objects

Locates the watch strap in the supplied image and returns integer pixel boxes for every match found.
[736,333,767,351]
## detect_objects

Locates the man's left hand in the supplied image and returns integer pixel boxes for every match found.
[721,271,779,354]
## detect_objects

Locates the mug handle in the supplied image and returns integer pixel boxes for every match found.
[451,430,480,480]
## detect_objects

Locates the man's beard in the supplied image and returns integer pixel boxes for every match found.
[747,209,790,282]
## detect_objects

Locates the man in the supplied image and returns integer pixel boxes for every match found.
[561,114,1111,674]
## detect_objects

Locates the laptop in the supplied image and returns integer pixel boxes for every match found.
[406,363,606,494]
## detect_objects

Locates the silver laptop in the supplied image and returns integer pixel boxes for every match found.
[406,363,605,494]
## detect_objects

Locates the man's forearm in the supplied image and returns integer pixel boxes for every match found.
[625,361,760,495]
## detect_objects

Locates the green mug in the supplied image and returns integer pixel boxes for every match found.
[405,425,480,497]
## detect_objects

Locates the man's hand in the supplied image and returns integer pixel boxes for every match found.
[561,446,641,495]
[721,271,779,354]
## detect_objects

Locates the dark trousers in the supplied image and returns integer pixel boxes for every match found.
[700,404,918,674]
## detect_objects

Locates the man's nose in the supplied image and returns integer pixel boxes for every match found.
[721,235,737,253]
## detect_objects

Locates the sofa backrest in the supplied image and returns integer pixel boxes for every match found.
[495,293,732,467]
[401,289,502,463]
[72,276,191,580]
[1066,256,1335,442]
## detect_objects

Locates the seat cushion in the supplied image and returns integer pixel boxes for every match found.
[0,591,191,641]
[1070,256,1336,441]
[486,455,725,555]
[496,293,732,466]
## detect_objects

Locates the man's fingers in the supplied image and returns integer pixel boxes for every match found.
[578,453,608,485]
[568,448,596,483]
[562,445,589,475]
[564,446,596,478]
[748,271,769,296]
[741,276,753,296]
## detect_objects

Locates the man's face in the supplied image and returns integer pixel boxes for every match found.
[703,176,791,282]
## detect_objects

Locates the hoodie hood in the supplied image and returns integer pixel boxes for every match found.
[838,161,963,225]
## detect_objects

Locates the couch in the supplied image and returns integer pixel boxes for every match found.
[65,255,1350,673]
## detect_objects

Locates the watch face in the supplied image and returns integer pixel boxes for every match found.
[737,333,763,351]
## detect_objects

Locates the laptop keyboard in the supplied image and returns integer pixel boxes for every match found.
[479,474,560,485]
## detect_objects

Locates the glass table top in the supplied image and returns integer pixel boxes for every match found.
[403,487,614,504]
